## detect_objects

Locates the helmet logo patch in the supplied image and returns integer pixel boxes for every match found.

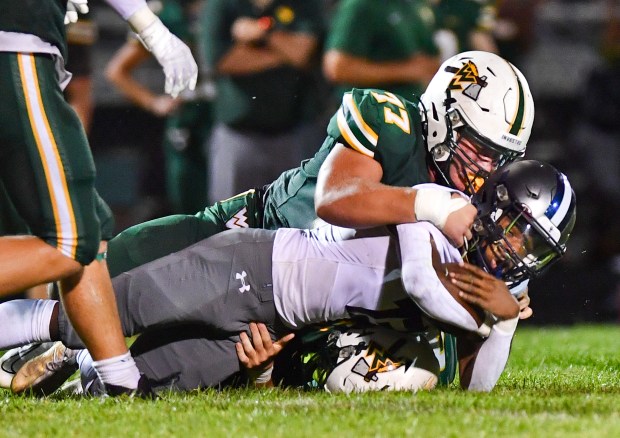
[349,340,405,382]
[447,61,488,101]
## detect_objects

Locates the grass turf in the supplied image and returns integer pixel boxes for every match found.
[1,324,618,438]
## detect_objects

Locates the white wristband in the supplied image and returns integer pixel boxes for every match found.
[253,366,273,384]
[492,316,519,335]
[127,5,158,34]
[414,189,469,229]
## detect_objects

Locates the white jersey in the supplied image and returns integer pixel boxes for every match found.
[272,221,472,332]
[273,182,519,392]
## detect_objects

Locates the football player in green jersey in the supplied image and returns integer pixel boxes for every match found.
[2,51,534,391]
[101,50,535,386]
[106,50,534,276]
[0,0,197,395]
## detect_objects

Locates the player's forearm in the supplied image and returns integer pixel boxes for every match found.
[267,31,318,70]
[323,51,433,86]
[397,226,482,332]
[462,317,518,391]
[315,181,417,228]
[105,43,156,112]
[103,0,148,22]
[216,45,285,75]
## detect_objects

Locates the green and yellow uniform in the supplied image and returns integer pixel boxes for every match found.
[0,1,114,264]
[325,0,439,99]
[108,88,430,274]
[107,87,457,385]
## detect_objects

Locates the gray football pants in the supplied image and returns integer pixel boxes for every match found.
[57,228,283,391]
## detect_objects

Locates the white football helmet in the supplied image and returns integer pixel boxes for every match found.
[322,326,439,394]
[420,51,535,193]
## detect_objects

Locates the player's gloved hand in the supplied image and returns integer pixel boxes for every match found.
[65,0,89,24]
[128,6,198,98]
[414,189,476,247]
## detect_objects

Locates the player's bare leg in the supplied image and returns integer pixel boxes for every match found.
[0,236,82,296]
[58,242,128,360]
[0,238,145,394]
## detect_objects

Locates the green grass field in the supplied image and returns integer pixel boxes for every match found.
[1,325,619,438]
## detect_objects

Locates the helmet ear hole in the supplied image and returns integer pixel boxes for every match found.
[431,102,439,122]
[431,144,449,161]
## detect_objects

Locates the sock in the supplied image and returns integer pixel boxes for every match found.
[75,348,102,394]
[0,299,57,349]
[92,351,141,389]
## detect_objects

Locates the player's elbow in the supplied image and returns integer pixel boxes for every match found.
[104,62,123,86]
[322,51,350,84]
[315,198,344,226]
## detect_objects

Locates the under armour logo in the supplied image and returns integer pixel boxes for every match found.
[236,271,250,293]
[226,208,249,229]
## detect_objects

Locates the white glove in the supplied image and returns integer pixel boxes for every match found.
[128,6,198,98]
[65,0,89,25]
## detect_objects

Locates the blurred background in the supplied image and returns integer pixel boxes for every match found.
[74,0,620,324]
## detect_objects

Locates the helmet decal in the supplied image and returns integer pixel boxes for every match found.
[447,61,488,98]
[350,340,405,382]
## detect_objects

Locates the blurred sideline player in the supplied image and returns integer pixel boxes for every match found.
[431,0,498,61]
[105,0,213,214]
[0,0,197,395]
[1,160,576,395]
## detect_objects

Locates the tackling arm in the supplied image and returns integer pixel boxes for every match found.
[315,144,476,236]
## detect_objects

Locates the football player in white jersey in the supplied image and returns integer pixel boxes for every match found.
[0,160,575,395]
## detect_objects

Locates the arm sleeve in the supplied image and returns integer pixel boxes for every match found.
[466,317,518,392]
[103,0,148,20]
[396,223,480,332]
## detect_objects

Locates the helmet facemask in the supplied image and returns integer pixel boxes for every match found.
[428,93,523,195]
[469,183,570,288]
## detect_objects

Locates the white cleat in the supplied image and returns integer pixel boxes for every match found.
[11,342,78,396]
[0,343,53,388]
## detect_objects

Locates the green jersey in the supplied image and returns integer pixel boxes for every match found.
[325,0,438,99]
[0,0,67,59]
[263,88,430,229]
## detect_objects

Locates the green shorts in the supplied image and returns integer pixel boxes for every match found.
[0,52,112,264]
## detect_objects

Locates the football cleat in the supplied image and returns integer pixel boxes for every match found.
[56,377,84,396]
[0,343,54,388]
[103,375,156,399]
[10,342,78,396]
